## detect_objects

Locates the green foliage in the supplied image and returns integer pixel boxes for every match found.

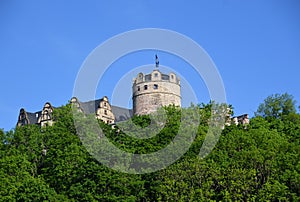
[0,97,299,201]
[256,93,297,119]
[103,105,182,155]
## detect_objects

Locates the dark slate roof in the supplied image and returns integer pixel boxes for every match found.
[111,105,132,122]
[79,99,132,122]
[27,111,40,125]
[80,99,102,114]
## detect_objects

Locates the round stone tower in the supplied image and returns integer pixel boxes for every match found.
[132,68,181,115]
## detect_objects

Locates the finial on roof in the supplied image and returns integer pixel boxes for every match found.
[155,54,159,68]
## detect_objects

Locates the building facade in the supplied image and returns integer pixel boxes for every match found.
[16,96,131,127]
[38,102,54,127]
[232,114,249,125]
[17,102,54,127]
[95,96,115,124]
[70,96,115,124]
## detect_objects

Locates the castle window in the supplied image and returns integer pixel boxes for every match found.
[104,102,107,107]
[144,85,148,90]
[153,84,158,89]
[137,86,140,91]
[171,75,174,79]
[154,73,158,77]
[104,110,107,115]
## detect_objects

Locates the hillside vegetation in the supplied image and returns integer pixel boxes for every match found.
[0,93,299,201]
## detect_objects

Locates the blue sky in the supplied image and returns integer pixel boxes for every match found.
[0,0,299,131]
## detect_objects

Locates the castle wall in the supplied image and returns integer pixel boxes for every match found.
[132,70,181,115]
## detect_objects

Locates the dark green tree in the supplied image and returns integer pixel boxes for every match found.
[1,97,299,201]
[256,93,297,119]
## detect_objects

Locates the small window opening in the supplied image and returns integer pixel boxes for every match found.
[153,84,158,89]
[144,85,148,90]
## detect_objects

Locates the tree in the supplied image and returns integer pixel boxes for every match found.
[1,100,299,201]
[256,93,297,119]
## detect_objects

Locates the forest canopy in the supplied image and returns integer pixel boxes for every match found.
[0,93,299,201]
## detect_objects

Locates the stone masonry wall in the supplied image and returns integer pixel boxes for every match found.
[132,70,181,115]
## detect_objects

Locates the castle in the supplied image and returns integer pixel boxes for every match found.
[16,56,249,127]
[17,56,182,127]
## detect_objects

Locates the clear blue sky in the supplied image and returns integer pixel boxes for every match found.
[1,0,300,131]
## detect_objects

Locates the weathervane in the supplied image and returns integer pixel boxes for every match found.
[155,54,159,68]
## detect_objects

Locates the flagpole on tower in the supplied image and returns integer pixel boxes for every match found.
[155,54,159,68]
